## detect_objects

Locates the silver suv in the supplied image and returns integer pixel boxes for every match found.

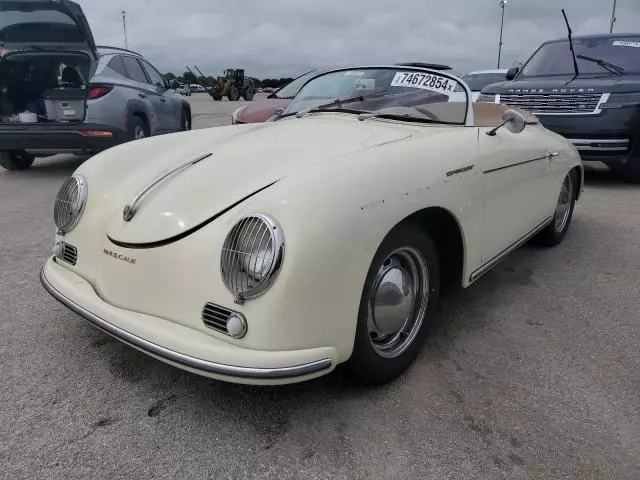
[0,0,191,171]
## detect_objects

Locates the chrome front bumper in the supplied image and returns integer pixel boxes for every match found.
[40,259,334,384]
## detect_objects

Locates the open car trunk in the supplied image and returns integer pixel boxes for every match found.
[0,50,91,124]
[0,0,97,125]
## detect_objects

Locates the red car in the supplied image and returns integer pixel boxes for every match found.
[231,69,328,124]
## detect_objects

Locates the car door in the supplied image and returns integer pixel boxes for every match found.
[120,55,160,133]
[139,59,181,132]
[476,123,555,270]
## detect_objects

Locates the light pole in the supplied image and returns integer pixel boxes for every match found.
[609,0,617,34]
[122,10,128,49]
[497,0,508,69]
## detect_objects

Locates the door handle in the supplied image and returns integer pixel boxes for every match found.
[546,151,559,159]
[160,97,167,103]
[138,93,146,99]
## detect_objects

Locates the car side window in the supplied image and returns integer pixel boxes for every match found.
[107,55,127,77]
[121,56,149,84]
[140,60,166,90]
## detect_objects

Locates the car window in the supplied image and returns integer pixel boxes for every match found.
[461,73,507,90]
[140,60,166,89]
[121,56,148,83]
[107,55,127,77]
[0,9,84,44]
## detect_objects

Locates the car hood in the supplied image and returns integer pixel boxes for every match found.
[100,116,413,246]
[236,98,292,123]
[484,74,640,94]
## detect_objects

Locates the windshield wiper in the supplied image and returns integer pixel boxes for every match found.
[295,95,365,118]
[356,112,435,123]
[576,54,624,75]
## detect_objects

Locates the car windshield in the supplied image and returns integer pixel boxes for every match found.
[281,67,469,125]
[0,9,84,44]
[461,72,507,91]
[520,36,640,77]
[273,70,321,99]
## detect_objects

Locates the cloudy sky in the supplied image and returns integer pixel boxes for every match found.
[77,0,639,78]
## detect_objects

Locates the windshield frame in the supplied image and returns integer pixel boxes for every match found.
[516,36,640,78]
[279,65,474,127]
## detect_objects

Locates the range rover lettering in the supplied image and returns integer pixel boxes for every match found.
[478,33,640,183]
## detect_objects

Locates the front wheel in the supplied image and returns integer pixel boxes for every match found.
[621,166,640,184]
[347,224,440,385]
[0,150,35,171]
[533,170,577,247]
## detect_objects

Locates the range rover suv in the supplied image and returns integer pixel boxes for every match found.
[478,33,640,183]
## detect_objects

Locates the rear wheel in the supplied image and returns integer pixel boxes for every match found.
[0,150,35,171]
[243,87,255,101]
[181,108,191,131]
[533,170,577,247]
[127,116,148,141]
[347,224,440,385]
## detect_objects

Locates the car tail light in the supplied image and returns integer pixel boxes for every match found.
[79,130,113,137]
[88,84,114,100]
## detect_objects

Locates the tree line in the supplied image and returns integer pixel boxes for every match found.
[164,71,294,89]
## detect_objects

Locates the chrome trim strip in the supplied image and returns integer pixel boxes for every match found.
[570,138,630,152]
[40,267,333,380]
[123,153,212,222]
[483,154,550,174]
[574,145,629,152]
[469,216,552,283]
[570,138,629,144]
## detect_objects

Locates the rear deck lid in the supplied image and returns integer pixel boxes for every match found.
[0,0,97,59]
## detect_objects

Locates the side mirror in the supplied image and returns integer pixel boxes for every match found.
[486,109,527,136]
[505,67,519,81]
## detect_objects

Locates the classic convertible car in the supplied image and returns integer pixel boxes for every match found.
[41,65,583,386]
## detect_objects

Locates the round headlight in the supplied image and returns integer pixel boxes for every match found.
[221,214,284,302]
[54,174,87,234]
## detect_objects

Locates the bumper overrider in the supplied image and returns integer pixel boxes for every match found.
[40,257,336,385]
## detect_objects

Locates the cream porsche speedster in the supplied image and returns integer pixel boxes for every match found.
[41,65,583,385]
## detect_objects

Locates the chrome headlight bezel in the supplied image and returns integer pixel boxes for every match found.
[231,106,245,124]
[54,174,88,234]
[220,213,285,302]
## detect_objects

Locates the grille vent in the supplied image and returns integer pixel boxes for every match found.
[60,242,78,265]
[202,303,235,335]
[501,93,604,115]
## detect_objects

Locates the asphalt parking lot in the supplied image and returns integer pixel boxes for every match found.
[1,94,639,480]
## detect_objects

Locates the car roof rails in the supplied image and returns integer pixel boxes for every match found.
[96,45,144,57]
[395,62,453,71]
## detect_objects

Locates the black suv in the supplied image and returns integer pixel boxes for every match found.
[478,33,640,183]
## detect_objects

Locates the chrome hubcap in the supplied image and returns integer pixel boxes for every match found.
[367,247,429,359]
[554,174,574,232]
[134,126,145,139]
